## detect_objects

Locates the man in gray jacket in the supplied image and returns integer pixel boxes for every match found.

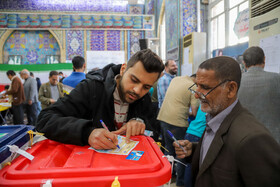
[20,69,38,126]
[238,46,280,143]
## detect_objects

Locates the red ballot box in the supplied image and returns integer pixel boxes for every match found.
[0,136,171,187]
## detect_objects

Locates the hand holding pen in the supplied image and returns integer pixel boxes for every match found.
[100,120,120,149]
[167,130,188,154]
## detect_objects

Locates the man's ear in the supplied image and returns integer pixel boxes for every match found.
[227,81,238,99]
[242,61,248,70]
[120,63,127,76]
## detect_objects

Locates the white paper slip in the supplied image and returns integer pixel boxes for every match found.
[89,135,139,155]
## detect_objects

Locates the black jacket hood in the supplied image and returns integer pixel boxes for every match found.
[86,63,122,82]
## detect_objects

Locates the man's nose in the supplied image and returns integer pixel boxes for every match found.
[194,87,203,99]
[133,85,142,94]
[194,92,200,99]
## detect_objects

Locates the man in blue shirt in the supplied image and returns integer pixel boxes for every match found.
[157,59,177,108]
[63,56,86,88]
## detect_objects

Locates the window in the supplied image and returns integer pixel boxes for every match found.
[211,1,224,17]
[8,55,22,65]
[46,55,60,64]
[228,0,249,46]
[218,14,225,48]
[229,0,245,8]
[209,0,248,54]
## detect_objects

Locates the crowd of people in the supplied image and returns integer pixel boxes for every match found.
[2,56,86,126]
[2,47,280,186]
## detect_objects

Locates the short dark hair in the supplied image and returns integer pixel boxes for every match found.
[6,70,16,76]
[243,46,265,67]
[190,74,196,78]
[49,70,59,78]
[199,56,241,89]
[164,59,173,67]
[72,56,85,69]
[30,72,34,76]
[126,49,164,77]
[59,72,63,75]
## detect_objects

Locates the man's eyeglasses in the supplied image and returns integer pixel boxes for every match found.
[188,79,231,99]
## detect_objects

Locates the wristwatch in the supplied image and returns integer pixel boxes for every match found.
[130,117,145,124]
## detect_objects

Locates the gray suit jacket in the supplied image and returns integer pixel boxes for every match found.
[23,77,38,103]
[238,66,280,143]
[192,102,280,187]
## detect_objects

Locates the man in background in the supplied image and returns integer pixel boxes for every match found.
[238,46,280,143]
[157,74,199,187]
[6,70,25,124]
[30,72,41,92]
[39,71,64,110]
[157,59,178,108]
[58,72,65,83]
[62,56,86,88]
[30,72,42,116]
[20,69,38,126]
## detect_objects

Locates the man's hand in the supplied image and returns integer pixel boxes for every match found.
[173,140,193,158]
[50,99,56,104]
[28,100,32,105]
[114,119,145,143]
[88,128,118,150]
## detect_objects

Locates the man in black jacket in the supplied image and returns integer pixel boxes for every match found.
[36,49,164,150]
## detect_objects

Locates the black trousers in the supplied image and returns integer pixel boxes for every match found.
[24,103,37,126]
[12,103,24,124]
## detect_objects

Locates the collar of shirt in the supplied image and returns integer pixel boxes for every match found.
[247,66,264,72]
[206,99,238,133]
[72,72,85,75]
[164,72,175,79]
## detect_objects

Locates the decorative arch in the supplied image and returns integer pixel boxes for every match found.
[1,30,63,64]
[48,29,65,63]
[157,0,165,38]
[0,30,14,64]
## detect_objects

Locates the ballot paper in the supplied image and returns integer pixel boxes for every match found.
[89,135,139,155]
[0,102,11,107]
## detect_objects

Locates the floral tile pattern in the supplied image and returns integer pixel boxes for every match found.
[66,30,84,60]
[166,0,179,58]
[3,30,59,64]
[87,30,105,51]
[145,0,156,38]
[182,0,197,36]
[107,30,121,51]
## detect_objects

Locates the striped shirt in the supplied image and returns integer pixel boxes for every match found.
[157,72,175,108]
[113,75,129,129]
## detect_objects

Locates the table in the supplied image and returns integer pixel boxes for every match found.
[0,102,12,125]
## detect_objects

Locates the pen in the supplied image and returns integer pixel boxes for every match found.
[167,130,187,154]
[100,119,120,149]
